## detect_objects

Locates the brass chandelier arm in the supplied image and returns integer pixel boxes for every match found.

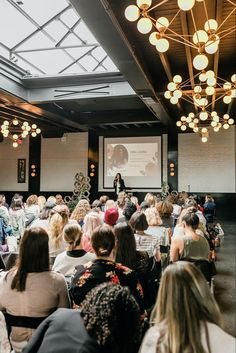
[163,32,197,49]
[147,0,169,13]
[226,0,236,6]
[217,7,236,32]
[217,25,236,36]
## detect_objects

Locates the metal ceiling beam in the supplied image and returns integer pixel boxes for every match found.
[14,44,98,54]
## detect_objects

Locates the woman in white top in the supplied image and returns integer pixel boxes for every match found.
[0,227,70,353]
[52,223,95,277]
[144,207,170,246]
[140,261,235,353]
[24,195,40,226]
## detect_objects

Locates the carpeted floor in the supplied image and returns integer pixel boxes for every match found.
[214,221,236,337]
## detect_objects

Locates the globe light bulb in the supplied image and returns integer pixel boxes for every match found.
[189,122,195,128]
[223,114,229,120]
[199,98,208,106]
[32,124,37,129]
[156,17,169,30]
[199,111,208,120]
[186,116,192,123]
[167,82,177,91]
[206,70,215,79]
[223,123,229,129]
[194,85,202,93]
[164,90,172,99]
[36,128,41,134]
[205,40,219,54]
[213,127,219,132]
[137,0,152,9]
[211,111,217,117]
[201,137,208,143]
[205,86,215,95]
[193,118,199,123]
[125,5,140,22]
[156,38,169,52]
[213,115,219,123]
[3,120,9,126]
[31,132,37,137]
[12,134,18,140]
[223,95,232,104]
[228,118,234,125]
[193,127,199,132]
[223,82,231,90]
[199,72,207,82]
[189,112,195,118]
[204,19,218,32]
[23,121,29,126]
[149,32,159,45]
[231,89,236,98]
[178,0,195,11]
[193,30,208,45]
[201,127,208,133]
[170,96,178,104]
[211,121,217,127]
[180,116,186,121]
[206,77,216,86]
[12,142,18,148]
[173,90,182,98]
[26,126,31,131]
[180,125,187,131]
[231,74,236,83]
[193,54,208,70]
[137,18,153,34]
[13,119,19,126]
[176,121,182,127]
[173,75,182,84]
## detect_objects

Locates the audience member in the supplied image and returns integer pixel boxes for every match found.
[29,200,55,230]
[9,198,25,241]
[70,204,87,227]
[0,311,11,353]
[156,200,174,228]
[37,195,46,211]
[24,195,40,226]
[99,195,109,212]
[140,262,235,353]
[123,199,137,222]
[53,223,95,277]
[82,212,103,252]
[23,283,141,353]
[70,224,144,312]
[104,207,119,227]
[0,227,70,352]
[170,212,210,262]
[145,207,170,246]
[55,194,64,205]
[48,205,70,256]
[204,194,216,225]
[144,193,156,207]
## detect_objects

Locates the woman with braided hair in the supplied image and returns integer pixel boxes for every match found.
[23,283,141,353]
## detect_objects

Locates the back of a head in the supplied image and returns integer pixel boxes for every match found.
[49,205,69,242]
[38,195,46,210]
[184,199,198,212]
[145,207,162,226]
[83,212,102,235]
[11,227,49,291]
[114,222,136,269]
[156,200,173,217]
[152,262,221,353]
[123,200,137,221]
[99,195,109,205]
[80,282,141,353]
[63,223,82,250]
[129,211,148,232]
[105,199,116,210]
[11,198,23,210]
[26,194,38,207]
[104,207,119,226]
[0,194,5,205]
[77,199,91,212]
[91,225,115,257]
[182,212,199,230]
[140,201,150,212]
[144,192,156,206]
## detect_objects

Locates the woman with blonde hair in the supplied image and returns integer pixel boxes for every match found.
[140,261,235,353]
[144,193,157,207]
[145,207,170,246]
[70,205,87,227]
[48,205,71,256]
[24,195,40,226]
[81,212,102,252]
[37,195,46,211]
[52,223,95,277]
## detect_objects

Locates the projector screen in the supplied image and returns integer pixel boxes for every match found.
[103,136,162,189]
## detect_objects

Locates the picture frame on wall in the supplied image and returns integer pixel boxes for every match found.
[17,158,26,183]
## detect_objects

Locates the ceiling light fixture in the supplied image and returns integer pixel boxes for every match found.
[125,0,236,71]
[0,119,41,148]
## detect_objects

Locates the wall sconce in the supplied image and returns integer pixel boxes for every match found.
[169,162,175,177]
[31,164,37,177]
[89,163,96,177]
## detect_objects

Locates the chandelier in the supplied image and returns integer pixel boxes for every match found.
[0,118,41,148]
[164,71,236,108]
[125,0,236,70]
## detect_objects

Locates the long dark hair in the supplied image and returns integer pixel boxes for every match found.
[11,227,50,291]
[114,222,137,270]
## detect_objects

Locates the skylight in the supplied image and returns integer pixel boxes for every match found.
[0,0,118,75]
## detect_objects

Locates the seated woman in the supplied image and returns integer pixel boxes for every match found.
[144,208,170,247]
[81,212,103,252]
[29,200,55,231]
[170,212,210,262]
[156,200,174,229]
[52,223,95,278]
[23,283,141,353]
[24,195,40,226]
[0,227,70,353]
[140,262,235,353]
[203,194,216,225]
[9,198,25,241]
[130,211,161,258]
[70,224,144,312]
[114,222,161,309]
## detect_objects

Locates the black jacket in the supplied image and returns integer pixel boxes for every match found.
[23,309,101,353]
[113,178,125,193]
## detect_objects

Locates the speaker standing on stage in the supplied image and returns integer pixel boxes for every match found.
[113,173,125,196]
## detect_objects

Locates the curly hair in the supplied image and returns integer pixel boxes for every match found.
[80,283,141,353]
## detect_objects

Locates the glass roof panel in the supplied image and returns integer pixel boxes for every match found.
[0,0,118,76]
[19,0,67,26]
[0,0,36,48]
